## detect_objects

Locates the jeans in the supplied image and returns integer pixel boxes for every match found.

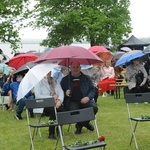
[16,96,34,115]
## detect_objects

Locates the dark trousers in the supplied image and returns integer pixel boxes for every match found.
[44,105,65,135]
[68,100,98,127]
[94,87,99,103]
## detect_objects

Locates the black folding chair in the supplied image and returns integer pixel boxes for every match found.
[56,107,106,150]
[125,92,150,150]
[25,98,58,150]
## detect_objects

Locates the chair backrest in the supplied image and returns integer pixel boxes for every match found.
[125,92,150,103]
[25,97,55,109]
[57,107,95,125]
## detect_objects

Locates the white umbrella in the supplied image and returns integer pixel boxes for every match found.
[17,60,59,101]
[120,47,132,52]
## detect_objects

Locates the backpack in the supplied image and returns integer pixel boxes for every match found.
[135,70,144,85]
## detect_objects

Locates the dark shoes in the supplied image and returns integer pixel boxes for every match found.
[48,134,56,140]
[75,124,82,134]
[15,114,23,120]
[5,104,10,110]
[84,123,94,131]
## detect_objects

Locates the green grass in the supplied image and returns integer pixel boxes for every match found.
[0,93,150,150]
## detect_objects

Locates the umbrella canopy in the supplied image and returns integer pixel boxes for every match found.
[14,61,37,75]
[143,45,150,54]
[112,51,125,60]
[115,50,145,67]
[35,46,103,66]
[88,46,112,61]
[0,63,11,75]
[120,47,132,52]
[88,46,109,53]
[17,60,60,101]
[8,53,38,69]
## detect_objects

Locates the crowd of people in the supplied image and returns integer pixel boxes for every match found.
[1,48,150,140]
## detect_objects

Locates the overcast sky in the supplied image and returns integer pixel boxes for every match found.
[19,0,150,39]
[129,0,150,38]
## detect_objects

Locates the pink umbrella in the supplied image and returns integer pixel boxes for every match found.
[88,46,113,61]
[88,46,109,54]
[35,46,103,66]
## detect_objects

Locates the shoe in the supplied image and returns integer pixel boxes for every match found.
[75,124,82,134]
[84,123,94,131]
[48,134,56,140]
[15,114,23,120]
[5,104,10,110]
[102,93,106,97]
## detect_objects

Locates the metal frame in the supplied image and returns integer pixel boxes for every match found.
[125,93,150,150]
[56,107,106,150]
[25,98,57,150]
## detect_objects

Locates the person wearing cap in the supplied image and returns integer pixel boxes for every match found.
[61,61,98,134]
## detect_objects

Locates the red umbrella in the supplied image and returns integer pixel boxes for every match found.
[88,46,109,54]
[89,46,113,61]
[8,53,38,69]
[35,46,103,66]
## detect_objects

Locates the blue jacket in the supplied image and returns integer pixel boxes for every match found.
[2,82,11,93]
[61,72,96,101]
[10,81,31,100]
[52,71,63,83]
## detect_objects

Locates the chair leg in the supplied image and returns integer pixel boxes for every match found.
[35,114,42,137]
[129,121,139,150]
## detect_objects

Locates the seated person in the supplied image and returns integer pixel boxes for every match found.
[34,71,65,140]
[125,58,149,93]
[61,61,98,134]
[2,68,16,111]
[10,74,34,120]
[0,69,7,89]
[98,61,116,96]
[81,66,101,103]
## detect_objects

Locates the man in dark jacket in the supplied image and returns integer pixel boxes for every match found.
[61,61,98,134]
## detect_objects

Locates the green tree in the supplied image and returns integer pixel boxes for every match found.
[30,0,132,48]
[0,0,29,53]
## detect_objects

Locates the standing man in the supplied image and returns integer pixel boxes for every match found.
[61,61,98,134]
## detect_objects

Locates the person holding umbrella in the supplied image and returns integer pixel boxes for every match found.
[125,58,149,93]
[34,71,65,140]
[61,61,98,134]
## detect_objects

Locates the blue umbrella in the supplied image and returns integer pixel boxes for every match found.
[115,50,145,67]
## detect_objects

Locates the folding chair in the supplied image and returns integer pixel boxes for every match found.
[125,92,150,150]
[0,90,9,111]
[25,98,58,150]
[56,107,106,150]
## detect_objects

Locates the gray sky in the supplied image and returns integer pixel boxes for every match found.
[19,0,150,39]
[129,0,150,38]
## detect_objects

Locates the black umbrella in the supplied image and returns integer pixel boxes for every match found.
[14,61,37,75]
[112,51,125,60]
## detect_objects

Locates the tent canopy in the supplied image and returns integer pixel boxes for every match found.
[119,35,150,50]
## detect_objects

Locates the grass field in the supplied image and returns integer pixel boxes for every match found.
[0,92,150,150]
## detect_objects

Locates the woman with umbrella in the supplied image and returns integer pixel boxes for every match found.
[34,71,65,139]
[125,58,149,93]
